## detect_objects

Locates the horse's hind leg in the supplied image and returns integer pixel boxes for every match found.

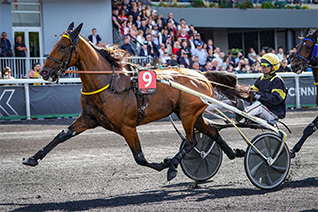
[194,115,237,159]
[122,126,171,171]
[23,114,98,166]
[291,115,318,158]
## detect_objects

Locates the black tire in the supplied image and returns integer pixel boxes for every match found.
[244,133,290,190]
[180,131,223,182]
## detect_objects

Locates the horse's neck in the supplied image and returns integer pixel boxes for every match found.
[77,39,114,91]
[77,39,111,71]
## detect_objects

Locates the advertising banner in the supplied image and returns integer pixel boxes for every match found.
[0,86,25,119]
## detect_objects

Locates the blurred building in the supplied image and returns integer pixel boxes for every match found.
[0,0,112,58]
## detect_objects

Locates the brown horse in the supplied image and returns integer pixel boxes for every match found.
[290,28,318,157]
[23,23,242,181]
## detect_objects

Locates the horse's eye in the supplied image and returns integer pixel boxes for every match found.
[60,45,67,49]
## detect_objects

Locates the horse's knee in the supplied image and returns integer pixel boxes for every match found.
[195,117,218,137]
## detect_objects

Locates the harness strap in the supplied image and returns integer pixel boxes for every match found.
[81,84,110,95]
[62,34,70,39]
[109,66,133,94]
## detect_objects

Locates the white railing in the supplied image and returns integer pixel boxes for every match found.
[0,57,47,79]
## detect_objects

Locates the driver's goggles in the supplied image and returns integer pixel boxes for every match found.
[261,63,271,68]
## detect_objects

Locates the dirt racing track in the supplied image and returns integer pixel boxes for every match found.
[0,110,318,212]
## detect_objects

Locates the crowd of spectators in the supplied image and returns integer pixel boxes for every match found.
[111,0,297,73]
[0,0,301,79]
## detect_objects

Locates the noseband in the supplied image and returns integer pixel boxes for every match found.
[293,37,318,70]
[47,33,79,78]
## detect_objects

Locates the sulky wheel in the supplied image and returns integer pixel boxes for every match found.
[244,132,290,190]
[180,131,222,182]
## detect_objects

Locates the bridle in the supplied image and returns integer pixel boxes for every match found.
[46,33,79,79]
[292,37,318,73]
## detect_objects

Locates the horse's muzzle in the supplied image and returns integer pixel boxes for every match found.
[291,58,305,74]
[40,69,51,80]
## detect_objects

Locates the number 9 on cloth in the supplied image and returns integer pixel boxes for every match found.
[138,70,157,94]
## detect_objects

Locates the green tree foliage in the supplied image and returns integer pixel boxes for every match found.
[192,0,205,8]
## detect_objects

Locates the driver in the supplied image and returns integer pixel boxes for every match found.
[237,53,287,123]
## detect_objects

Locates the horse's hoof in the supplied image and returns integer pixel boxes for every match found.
[22,157,38,167]
[290,149,296,159]
[235,148,245,158]
[163,158,172,168]
[167,168,177,181]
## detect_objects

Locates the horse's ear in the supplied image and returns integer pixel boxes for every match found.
[312,29,318,40]
[304,27,310,36]
[67,22,75,31]
[70,23,83,43]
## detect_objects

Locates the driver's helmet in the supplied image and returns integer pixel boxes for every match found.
[261,53,280,72]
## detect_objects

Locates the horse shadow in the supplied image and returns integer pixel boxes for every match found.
[1,177,317,212]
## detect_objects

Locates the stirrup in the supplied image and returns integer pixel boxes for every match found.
[267,119,278,126]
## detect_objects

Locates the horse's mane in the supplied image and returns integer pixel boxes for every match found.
[83,37,124,68]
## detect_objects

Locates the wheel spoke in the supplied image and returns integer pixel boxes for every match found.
[250,160,264,177]
[265,171,274,185]
[263,137,271,156]
[270,164,287,173]
[184,150,201,160]
[191,159,203,176]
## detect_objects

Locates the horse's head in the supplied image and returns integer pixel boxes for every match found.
[291,28,318,74]
[41,22,83,82]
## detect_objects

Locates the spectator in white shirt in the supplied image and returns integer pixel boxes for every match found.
[277,47,285,61]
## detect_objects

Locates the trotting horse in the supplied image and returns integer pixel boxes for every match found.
[23,23,243,181]
[290,28,318,158]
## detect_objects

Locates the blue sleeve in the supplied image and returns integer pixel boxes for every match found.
[257,78,287,106]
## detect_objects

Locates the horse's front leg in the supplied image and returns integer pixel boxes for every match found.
[23,114,98,166]
[122,126,171,171]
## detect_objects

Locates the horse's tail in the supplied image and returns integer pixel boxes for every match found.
[203,71,250,100]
